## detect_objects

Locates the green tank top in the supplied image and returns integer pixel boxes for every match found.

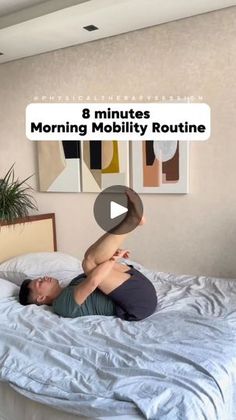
[52,275,116,318]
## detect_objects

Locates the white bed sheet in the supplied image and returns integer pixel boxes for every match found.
[0,382,140,420]
[0,257,144,420]
[0,381,87,420]
[1,258,236,420]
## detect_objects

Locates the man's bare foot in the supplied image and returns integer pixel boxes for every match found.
[139,215,146,225]
[125,189,146,226]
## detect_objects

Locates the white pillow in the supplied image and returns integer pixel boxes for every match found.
[0,271,28,286]
[0,278,19,299]
[0,252,83,286]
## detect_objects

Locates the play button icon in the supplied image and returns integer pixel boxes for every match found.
[110,201,128,219]
[93,185,143,234]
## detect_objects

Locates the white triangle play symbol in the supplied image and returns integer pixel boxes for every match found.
[110,201,128,220]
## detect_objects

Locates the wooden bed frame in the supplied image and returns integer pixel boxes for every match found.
[0,213,57,263]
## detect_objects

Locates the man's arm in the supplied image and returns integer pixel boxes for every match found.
[73,259,116,305]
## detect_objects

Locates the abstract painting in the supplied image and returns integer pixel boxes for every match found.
[131,141,189,193]
[37,140,129,192]
[81,140,129,192]
[37,141,81,192]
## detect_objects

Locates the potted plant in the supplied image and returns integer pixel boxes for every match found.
[0,164,38,224]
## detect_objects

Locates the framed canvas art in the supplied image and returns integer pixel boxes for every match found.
[37,140,129,192]
[131,141,189,193]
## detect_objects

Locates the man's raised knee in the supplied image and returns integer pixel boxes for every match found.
[82,256,96,275]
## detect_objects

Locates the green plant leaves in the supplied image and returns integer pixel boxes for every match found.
[0,164,38,223]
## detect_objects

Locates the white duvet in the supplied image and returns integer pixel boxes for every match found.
[0,256,236,419]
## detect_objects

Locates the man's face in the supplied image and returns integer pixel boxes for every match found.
[29,276,59,305]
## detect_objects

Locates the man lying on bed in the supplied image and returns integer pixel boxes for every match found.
[19,190,157,321]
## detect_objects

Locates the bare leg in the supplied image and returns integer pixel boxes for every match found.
[84,231,128,267]
[113,262,131,272]
[84,190,145,270]
[99,268,131,295]
[74,258,132,304]
[86,258,131,295]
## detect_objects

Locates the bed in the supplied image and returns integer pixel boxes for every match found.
[0,214,236,420]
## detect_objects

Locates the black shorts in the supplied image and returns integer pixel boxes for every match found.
[107,265,157,321]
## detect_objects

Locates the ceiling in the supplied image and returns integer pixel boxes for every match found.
[0,0,48,17]
[0,0,235,64]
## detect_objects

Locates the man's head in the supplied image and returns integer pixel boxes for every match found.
[19,276,61,306]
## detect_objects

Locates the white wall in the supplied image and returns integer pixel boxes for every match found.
[0,7,236,277]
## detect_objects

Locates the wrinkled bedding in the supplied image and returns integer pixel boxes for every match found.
[0,261,236,419]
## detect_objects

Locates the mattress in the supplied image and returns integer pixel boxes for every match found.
[1,259,236,420]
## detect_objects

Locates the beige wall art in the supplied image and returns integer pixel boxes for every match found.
[37,140,189,193]
[132,141,189,193]
[37,140,129,192]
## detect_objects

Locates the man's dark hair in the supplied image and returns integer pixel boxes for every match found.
[19,279,33,305]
